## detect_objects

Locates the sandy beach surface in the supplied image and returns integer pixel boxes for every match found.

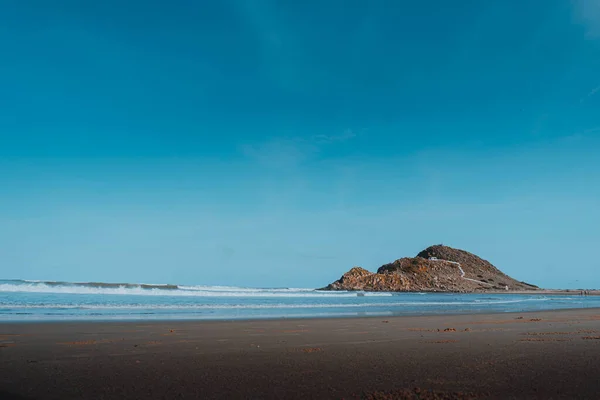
[2,309,600,399]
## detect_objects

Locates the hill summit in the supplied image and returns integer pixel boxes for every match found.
[323,244,538,292]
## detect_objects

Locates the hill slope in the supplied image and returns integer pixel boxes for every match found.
[323,245,539,292]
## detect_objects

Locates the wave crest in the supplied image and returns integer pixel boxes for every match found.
[0,280,392,297]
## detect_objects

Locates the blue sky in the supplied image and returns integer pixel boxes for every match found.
[1,0,599,288]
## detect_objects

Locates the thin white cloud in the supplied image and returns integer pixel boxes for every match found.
[311,129,357,144]
[586,84,600,98]
[573,0,600,38]
[580,84,600,103]
[240,130,358,168]
[584,126,600,134]
[239,137,316,169]
[559,126,599,143]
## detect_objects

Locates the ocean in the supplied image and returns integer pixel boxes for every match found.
[1,279,598,321]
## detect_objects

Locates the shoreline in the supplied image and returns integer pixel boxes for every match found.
[468,289,599,295]
[3,306,600,325]
[2,308,600,399]
[320,288,600,295]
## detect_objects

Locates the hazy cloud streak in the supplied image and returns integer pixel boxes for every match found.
[240,130,357,168]
[574,0,600,38]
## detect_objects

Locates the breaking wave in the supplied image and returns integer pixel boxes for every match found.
[1,278,592,321]
[0,280,392,297]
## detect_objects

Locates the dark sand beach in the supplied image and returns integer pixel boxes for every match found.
[2,309,600,399]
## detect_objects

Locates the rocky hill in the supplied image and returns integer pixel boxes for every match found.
[323,245,539,292]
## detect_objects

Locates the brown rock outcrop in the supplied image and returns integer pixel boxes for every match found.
[323,267,410,291]
[322,245,539,292]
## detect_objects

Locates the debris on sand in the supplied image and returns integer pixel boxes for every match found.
[360,387,484,399]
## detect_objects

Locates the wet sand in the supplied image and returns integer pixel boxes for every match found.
[2,308,600,399]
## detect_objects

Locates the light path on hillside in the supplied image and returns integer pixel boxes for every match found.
[429,259,494,287]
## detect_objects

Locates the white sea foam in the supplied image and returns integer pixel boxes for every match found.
[0,282,393,297]
[178,285,317,293]
[2,278,588,322]
[0,297,549,310]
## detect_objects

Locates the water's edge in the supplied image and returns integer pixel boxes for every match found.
[3,279,600,322]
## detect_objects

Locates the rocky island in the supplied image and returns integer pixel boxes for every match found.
[322,244,539,292]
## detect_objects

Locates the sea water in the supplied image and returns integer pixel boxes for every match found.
[1,279,599,321]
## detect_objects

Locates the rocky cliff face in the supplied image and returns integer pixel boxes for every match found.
[325,267,411,291]
[323,245,539,292]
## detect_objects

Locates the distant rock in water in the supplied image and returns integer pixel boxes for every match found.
[322,244,539,292]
